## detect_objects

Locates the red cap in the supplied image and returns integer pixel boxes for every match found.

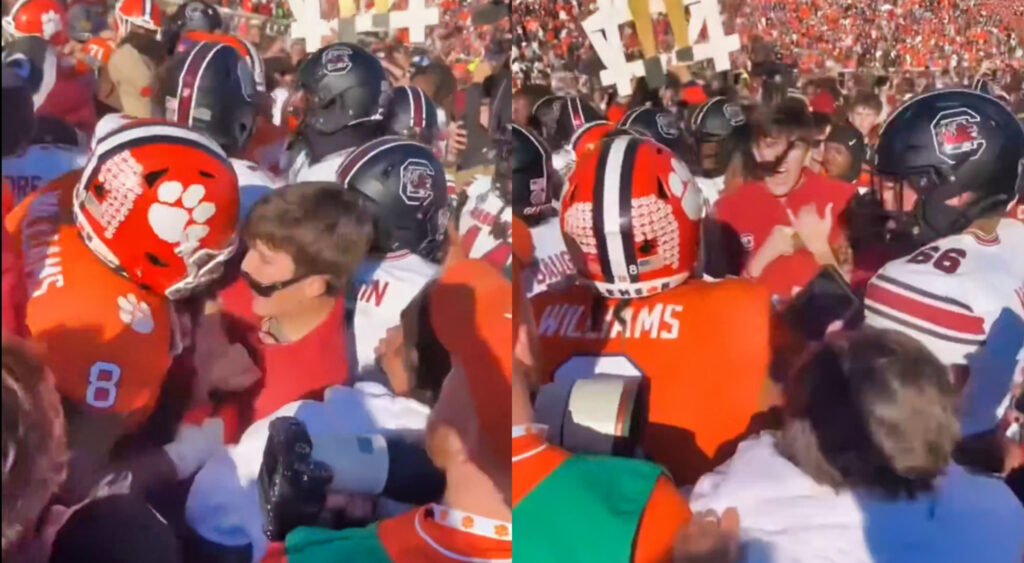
[810,90,837,115]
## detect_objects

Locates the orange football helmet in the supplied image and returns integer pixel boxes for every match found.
[2,0,69,46]
[73,120,240,299]
[114,0,163,38]
[562,135,703,298]
[570,120,616,163]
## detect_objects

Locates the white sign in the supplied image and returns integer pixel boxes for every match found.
[290,0,439,49]
[583,0,741,96]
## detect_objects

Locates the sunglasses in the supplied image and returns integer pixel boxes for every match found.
[240,270,308,298]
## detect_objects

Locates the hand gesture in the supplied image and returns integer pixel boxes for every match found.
[193,313,261,403]
[673,507,741,563]
[375,325,413,395]
[763,224,799,259]
[446,120,468,164]
[787,202,834,256]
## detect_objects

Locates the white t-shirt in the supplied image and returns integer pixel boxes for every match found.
[185,382,430,562]
[2,144,88,204]
[864,219,1024,366]
[346,252,440,381]
[690,432,1024,563]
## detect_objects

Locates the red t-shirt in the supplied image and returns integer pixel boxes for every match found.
[214,278,349,440]
[713,171,856,300]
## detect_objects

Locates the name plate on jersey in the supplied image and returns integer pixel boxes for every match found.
[290,0,439,49]
[583,0,741,96]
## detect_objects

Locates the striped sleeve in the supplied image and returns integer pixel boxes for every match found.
[864,272,985,365]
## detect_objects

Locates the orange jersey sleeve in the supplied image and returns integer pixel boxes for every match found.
[530,279,773,485]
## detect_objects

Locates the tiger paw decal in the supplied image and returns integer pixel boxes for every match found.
[147,181,217,249]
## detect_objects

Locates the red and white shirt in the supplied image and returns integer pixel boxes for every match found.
[864,218,1024,366]
[458,175,512,272]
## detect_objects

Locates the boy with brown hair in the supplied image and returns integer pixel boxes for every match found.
[215,182,374,435]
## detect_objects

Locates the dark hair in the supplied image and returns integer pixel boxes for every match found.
[850,90,883,114]
[752,97,815,142]
[1,337,67,554]
[810,111,832,135]
[243,182,374,295]
[407,284,451,406]
[515,83,554,111]
[411,63,457,108]
[50,495,182,563]
[778,329,959,498]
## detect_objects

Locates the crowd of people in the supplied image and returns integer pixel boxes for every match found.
[2,0,1024,561]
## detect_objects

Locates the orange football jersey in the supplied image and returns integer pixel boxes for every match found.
[6,173,176,426]
[530,278,774,485]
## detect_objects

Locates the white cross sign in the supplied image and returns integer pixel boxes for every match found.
[387,0,440,44]
[290,0,439,49]
[583,0,741,96]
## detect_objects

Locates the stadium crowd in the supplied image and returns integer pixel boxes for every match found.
[2,0,1024,561]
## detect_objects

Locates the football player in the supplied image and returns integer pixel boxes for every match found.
[287,42,390,183]
[5,120,240,496]
[112,0,163,40]
[864,89,1024,370]
[529,94,604,179]
[2,0,69,46]
[687,96,750,206]
[507,124,571,297]
[339,138,448,382]
[381,84,440,148]
[617,105,687,160]
[530,135,775,486]
[156,39,282,217]
[160,0,222,56]
[455,138,513,274]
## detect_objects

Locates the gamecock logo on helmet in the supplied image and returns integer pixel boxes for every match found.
[322,46,352,75]
[656,113,679,138]
[723,103,746,126]
[399,159,435,205]
[931,108,986,163]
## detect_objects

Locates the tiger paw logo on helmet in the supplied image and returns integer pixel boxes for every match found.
[74,120,240,299]
[148,181,218,252]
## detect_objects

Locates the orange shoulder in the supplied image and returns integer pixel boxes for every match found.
[28,230,173,424]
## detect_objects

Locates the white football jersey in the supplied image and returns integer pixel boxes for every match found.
[865,219,1024,366]
[2,144,88,204]
[346,252,441,381]
[231,158,283,218]
[287,146,355,184]
[523,217,573,297]
[458,174,512,271]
